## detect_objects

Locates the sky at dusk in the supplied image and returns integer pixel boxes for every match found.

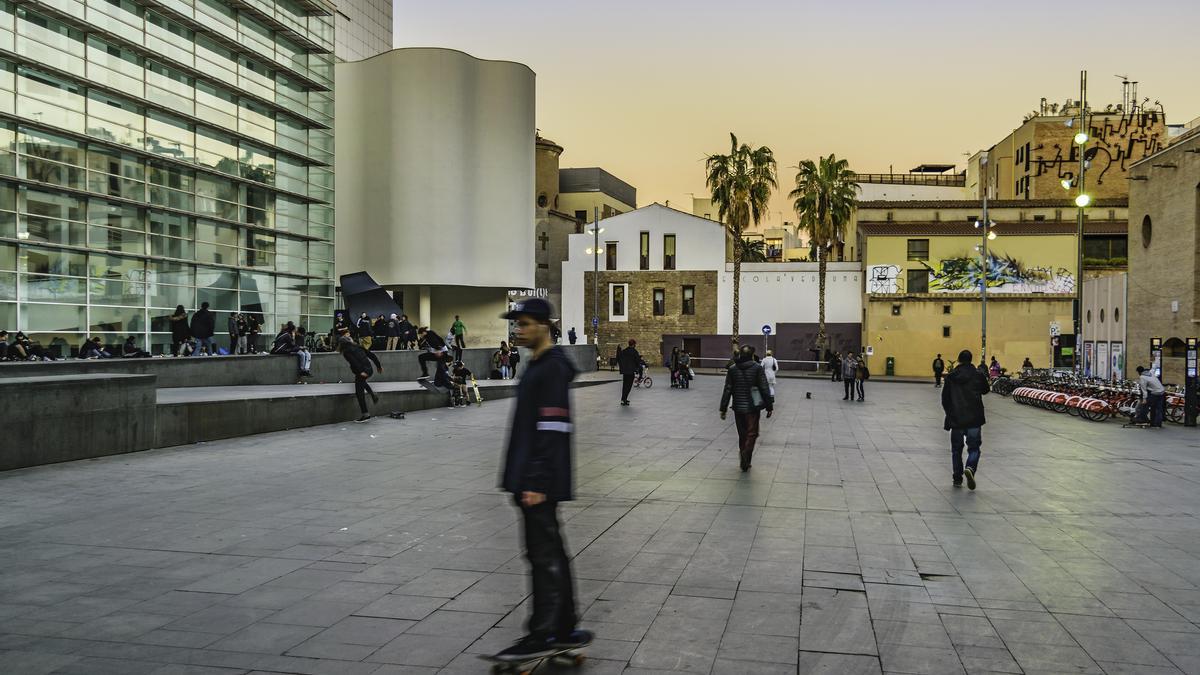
[395,0,1200,227]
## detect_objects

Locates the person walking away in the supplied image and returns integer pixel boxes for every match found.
[933,353,945,388]
[189,302,216,356]
[830,351,842,382]
[855,354,869,401]
[169,305,190,356]
[356,313,373,349]
[842,353,858,400]
[989,356,1001,378]
[761,349,780,398]
[720,345,774,472]
[416,327,448,378]
[669,347,681,387]
[337,328,383,422]
[1021,357,1034,374]
[1136,365,1166,428]
[942,349,990,489]
[617,339,641,406]
[568,327,577,345]
[227,312,241,355]
[386,314,400,351]
[494,297,590,662]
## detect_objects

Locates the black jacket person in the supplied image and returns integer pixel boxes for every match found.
[941,350,989,488]
[494,297,589,661]
[338,334,382,420]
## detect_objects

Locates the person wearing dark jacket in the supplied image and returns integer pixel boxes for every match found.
[169,305,190,356]
[397,315,416,349]
[932,354,945,388]
[271,324,312,376]
[386,313,400,351]
[616,339,641,405]
[122,336,150,358]
[942,349,990,490]
[720,345,774,472]
[494,297,590,663]
[78,336,112,359]
[356,313,373,349]
[332,311,352,343]
[227,313,241,355]
[246,314,262,354]
[189,302,216,356]
[337,330,383,422]
[416,327,448,378]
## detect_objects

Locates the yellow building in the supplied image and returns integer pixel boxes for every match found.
[857,199,1127,377]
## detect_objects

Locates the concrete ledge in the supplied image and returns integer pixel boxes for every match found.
[0,374,156,470]
[155,377,615,448]
[0,345,598,388]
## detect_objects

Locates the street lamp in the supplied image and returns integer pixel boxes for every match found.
[584,208,604,348]
[1062,70,1091,374]
[975,153,995,363]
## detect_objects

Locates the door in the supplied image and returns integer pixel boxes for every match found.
[683,338,702,358]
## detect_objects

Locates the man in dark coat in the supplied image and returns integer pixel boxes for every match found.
[720,345,774,471]
[942,349,990,490]
[189,301,216,356]
[616,339,641,406]
[337,329,382,422]
[494,297,590,662]
[932,353,945,388]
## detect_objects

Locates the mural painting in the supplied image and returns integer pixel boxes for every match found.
[922,253,1074,294]
[1031,106,1165,188]
[868,265,900,294]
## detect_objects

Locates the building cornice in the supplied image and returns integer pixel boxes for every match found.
[857,221,1127,236]
[857,198,1128,209]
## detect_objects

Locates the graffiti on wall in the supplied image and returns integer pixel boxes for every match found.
[1031,107,1165,186]
[868,265,900,294]
[921,253,1075,294]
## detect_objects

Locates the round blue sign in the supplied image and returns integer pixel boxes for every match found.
[591,316,599,327]
[762,325,772,335]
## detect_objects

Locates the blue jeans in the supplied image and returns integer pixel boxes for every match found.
[950,427,982,480]
[191,336,216,355]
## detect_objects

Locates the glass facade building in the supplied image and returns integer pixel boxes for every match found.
[0,0,336,356]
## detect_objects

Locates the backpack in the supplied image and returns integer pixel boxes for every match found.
[858,364,870,381]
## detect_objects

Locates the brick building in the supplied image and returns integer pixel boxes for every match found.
[1127,125,1200,384]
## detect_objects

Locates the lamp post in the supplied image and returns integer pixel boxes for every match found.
[585,207,603,349]
[1067,70,1090,375]
[977,153,991,363]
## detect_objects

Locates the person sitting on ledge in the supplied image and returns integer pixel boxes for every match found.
[78,336,112,359]
[122,336,151,358]
[271,323,312,377]
[0,330,9,360]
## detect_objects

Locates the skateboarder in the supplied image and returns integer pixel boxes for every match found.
[494,297,591,662]
[416,326,448,378]
[942,349,989,489]
[337,328,382,422]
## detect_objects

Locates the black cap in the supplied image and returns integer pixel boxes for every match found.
[502,297,554,321]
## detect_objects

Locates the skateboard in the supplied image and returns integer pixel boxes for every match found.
[416,377,446,394]
[478,645,587,674]
[470,376,483,406]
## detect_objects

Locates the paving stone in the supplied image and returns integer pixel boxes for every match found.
[796,651,883,674]
[206,622,320,654]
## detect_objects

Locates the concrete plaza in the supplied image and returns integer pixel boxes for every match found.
[2,373,1199,674]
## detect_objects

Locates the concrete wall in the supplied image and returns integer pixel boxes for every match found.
[1082,272,1128,380]
[0,374,156,470]
[0,345,598,388]
[334,48,535,289]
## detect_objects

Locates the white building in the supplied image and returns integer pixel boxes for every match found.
[335,48,536,345]
[561,203,862,359]
[336,0,394,62]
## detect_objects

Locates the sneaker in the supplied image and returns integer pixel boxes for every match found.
[371,392,380,404]
[620,400,630,406]
[495,634,556,662]
[963,467,976,490]
[953,479,962,487]
[553,629,594,649]
[355,414,372,423]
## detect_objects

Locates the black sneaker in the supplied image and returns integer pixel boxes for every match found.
[495,634,556,662]
[953,479,962,488]
[356,414,372,423]
[553,629,594,649]
[963,467,976,490]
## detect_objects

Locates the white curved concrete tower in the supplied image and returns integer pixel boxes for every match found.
[334,48,536,342]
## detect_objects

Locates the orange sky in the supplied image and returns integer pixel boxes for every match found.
[396,1,1200,227]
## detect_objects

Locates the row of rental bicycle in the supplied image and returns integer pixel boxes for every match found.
[991,370,1188,424]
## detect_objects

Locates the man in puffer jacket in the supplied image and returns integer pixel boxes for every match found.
[719,345,774,472]
[942,349,989,490]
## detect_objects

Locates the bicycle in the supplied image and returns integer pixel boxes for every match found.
[634,371,653,388]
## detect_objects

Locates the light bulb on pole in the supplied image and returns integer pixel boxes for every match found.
[1075,194,1091,207]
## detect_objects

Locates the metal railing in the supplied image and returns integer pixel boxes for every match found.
[854,173,966,187]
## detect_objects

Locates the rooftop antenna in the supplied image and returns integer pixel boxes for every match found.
[1115,75,1129,112]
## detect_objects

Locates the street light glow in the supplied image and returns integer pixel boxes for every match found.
[1075,194,1091,207]
[987,230,997,241]
[1074,132,1089,145]
[1061,178,1073,189]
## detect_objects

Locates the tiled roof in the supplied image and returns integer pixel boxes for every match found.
[857,198,1128,209]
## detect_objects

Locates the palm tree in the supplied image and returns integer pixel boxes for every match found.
[706,133,777,346]
[790,154,859,358]
[737,238,768,263]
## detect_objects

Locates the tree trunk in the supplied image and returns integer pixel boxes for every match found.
[731,224,741,350]
[816,246,827,358]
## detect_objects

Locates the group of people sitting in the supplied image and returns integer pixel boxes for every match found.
[0,330,52,361]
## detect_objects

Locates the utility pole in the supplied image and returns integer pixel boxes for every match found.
[980,153,989,363]
[592,206,600,349]
[1074,70,1088,375]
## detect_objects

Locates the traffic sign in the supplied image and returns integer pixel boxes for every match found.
[591,316,598,327]
[1049,321,1061,337]
[762,325,772,335]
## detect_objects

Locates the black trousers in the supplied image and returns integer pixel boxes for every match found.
[621,374,634,402]
[934,371,943,387]
[418,351,440,376]
[354,374,375,414]
[844,378,855,399]
[519,499,577,639]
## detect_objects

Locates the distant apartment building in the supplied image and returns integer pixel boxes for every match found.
[559,167,636,224]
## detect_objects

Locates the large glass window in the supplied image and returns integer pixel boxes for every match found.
[682,285,695,315]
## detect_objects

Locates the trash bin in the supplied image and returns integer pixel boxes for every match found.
[886,356,895,376]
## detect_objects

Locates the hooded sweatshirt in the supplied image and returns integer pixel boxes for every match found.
[501,345,578,501]
[941,362,990,429]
